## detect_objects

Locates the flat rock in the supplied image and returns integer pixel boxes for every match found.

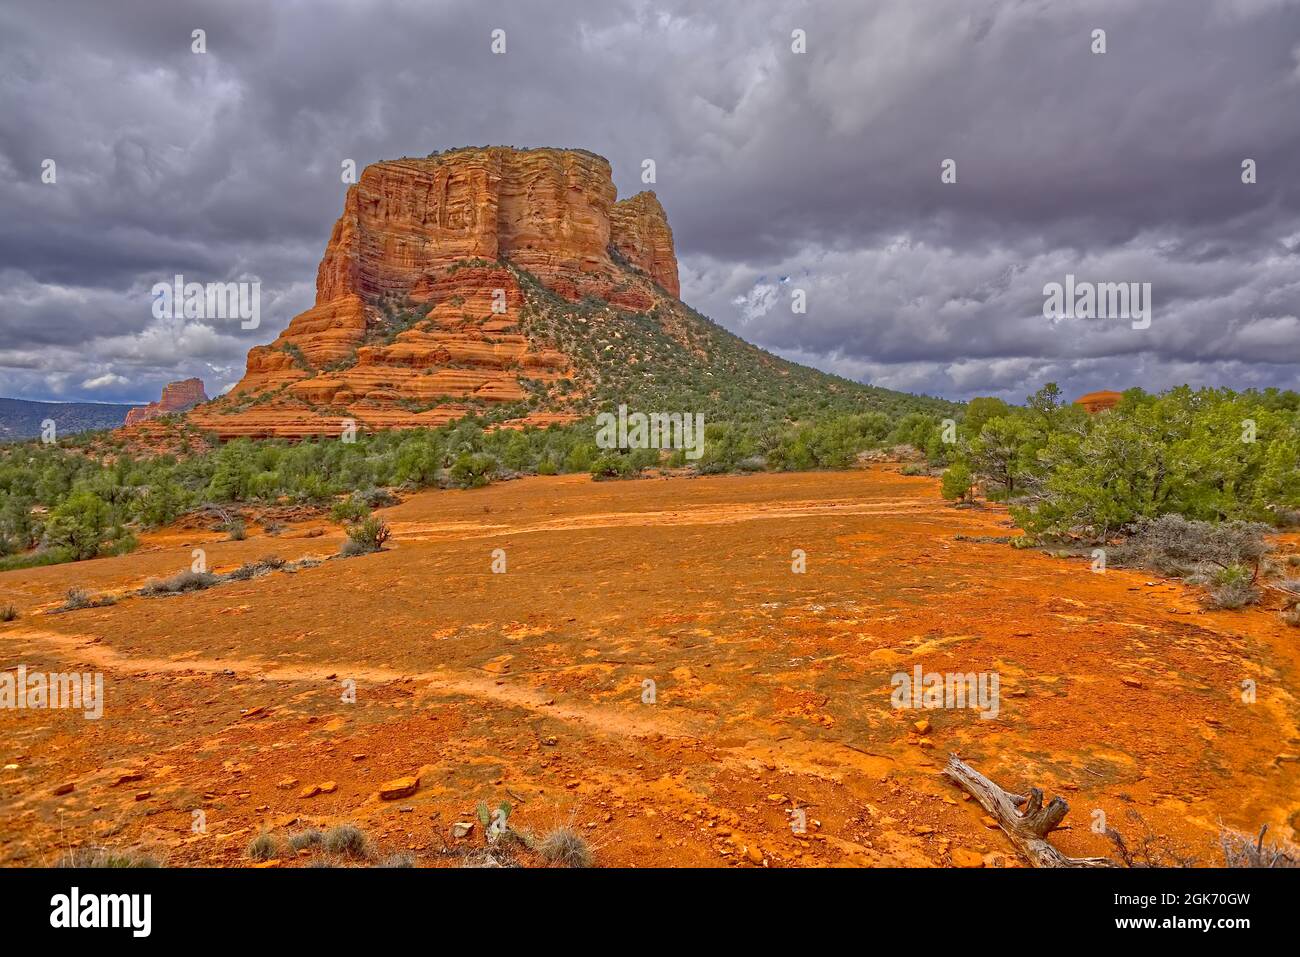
[379,775,419,800]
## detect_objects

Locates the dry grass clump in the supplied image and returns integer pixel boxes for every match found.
[227,555,287,581]
[536,826,593,868]
[323,823,369,859]
[56,846,162,868]
[58,587,115,611]
[139,569,219,596]
[287,828,323,852]
[1112,516,1273,609]
[247,831,278,861]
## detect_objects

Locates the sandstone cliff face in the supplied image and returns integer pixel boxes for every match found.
[611,191,679,297]
[315,148,651,306]
[188,147,681,440]
[124,378,208,427]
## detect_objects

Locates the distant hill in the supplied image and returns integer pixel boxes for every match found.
[0,397,133,441]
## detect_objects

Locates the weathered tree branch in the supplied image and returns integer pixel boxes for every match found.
[943,755,1118,868]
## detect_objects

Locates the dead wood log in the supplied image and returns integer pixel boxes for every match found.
[943,755,1118,868]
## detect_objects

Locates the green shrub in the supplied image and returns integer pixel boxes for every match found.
[341,516,390,555]
[590,452,636,480]
[1208,564,1257,610]
[940,461,974,503]
[354,487,399,509]
[330,498,370,524]
[43,490,111,560]
[0,547,74,573]
[449,453,498,489]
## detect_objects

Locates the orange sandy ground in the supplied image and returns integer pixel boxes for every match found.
[1,467,1297,867]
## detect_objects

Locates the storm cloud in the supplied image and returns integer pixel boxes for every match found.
[1,0,1297,405]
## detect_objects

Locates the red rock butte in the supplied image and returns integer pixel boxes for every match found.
[182,147,681,440]
[123,377,208,427]
[1074,390,1123,414]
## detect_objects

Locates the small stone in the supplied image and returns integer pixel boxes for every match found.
[52,782,75,796]
[912,718,931,735]
[134,791,152,801]
[276,777,298,790]
[952,848,985,868]
[318,781,338,794]
[1121,677,1144,689]
[451,821,475,839]
[746,845,764,865]
[299,784,321,799]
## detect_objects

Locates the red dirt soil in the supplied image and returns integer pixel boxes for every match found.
[1,467,1297,867]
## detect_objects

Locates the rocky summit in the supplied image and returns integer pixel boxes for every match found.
[186,147,689,439]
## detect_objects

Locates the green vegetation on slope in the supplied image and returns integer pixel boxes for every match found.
[510,264,956,425]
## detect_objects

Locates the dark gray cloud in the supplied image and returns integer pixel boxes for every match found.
[1,0,1297,406]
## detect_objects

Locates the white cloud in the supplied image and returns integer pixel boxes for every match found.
[80,372,129,389]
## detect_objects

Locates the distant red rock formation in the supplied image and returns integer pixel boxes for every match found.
[186,146,681,439]
[124,377,208,426]
[1074,390,1123,414]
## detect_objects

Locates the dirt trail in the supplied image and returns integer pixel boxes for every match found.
[2,467,1297,868]
[9,626,694,742]
[389,496,941,540]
